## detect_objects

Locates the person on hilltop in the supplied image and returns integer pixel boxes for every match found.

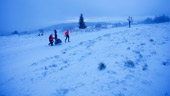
[54,30,58,44]
[65,29,70,42]
[49,33,54,46]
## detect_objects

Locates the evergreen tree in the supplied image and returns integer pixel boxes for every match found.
[79,14,87,29]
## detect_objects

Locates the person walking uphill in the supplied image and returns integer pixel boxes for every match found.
[65,29,70,42]
[49,33,54,46]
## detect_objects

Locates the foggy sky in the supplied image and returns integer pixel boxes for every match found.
[0,0,170,33]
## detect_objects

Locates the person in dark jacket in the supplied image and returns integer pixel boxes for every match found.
[54,30,57,44]
[49,33,54,46]
[65,29,70,42]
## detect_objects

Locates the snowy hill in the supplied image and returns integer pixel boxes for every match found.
[0,23,170,96]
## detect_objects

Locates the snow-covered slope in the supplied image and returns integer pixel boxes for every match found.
[0,23,170,96]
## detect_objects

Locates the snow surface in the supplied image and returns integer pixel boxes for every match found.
[0,23,170,96]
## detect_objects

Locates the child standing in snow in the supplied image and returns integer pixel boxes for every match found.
[65,29,70,42]
[49,33,54,46]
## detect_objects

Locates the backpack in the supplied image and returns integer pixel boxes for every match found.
[55,39,62,44]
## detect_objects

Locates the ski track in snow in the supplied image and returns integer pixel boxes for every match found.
[0,23,170,96]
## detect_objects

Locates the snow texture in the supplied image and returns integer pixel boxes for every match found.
[0,23,170,96]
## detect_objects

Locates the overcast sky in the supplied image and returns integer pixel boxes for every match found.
[0,0,170,33]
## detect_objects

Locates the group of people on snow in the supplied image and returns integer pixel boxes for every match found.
[49,29,70,46]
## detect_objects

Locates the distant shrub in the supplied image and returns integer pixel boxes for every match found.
[49,64,57,68]
[55,88,69,96]
[95,24,102,28]
[150,39,154,42]
[12,30,18,34]
[45,66,48,70]
[98,62,106,71]
[142,64,148,71]
[162,60,170,66]
[142,15,170,24]
[153,15,170,23]
[127,47,131,50]
[143,18,153,24]
[124,60,135,68]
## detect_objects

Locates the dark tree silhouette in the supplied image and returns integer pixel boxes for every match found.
[12,30,18,34]
[141,15,170,24]
[127,16,133,28]
[79,14,87,29]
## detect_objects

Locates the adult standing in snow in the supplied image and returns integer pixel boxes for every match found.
[65,29,70,42]
[54,30,58,44]
[49,33,54,46]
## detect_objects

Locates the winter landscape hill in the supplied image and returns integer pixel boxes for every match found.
[0,22,170,96]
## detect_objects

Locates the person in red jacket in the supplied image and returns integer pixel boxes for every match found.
[49,33,54,46]
[65,29,70,42]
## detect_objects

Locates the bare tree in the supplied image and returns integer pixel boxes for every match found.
[127,16,133,28]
